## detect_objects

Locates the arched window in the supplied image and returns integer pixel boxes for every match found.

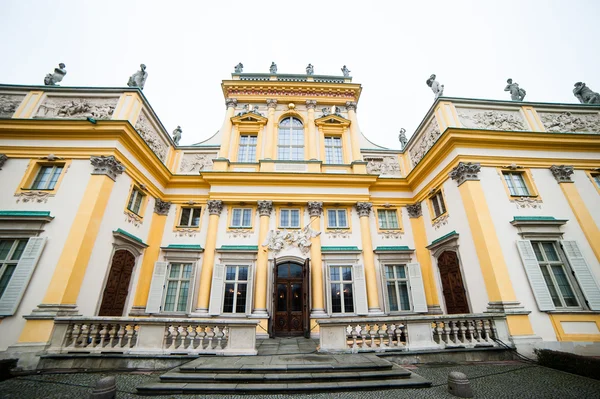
[278,117,304,160]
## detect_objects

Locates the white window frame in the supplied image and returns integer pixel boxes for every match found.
[0,239,28,300]
[127,188,145,215]
[222,265,251,314]
[377,209,400,230]
[328,264,355,314]
[279,208,301,229]
[237,135,258,163]
[230,208,253,228]
[161,263,194,313]
[327,209,348,229]
[430,191,446,218]
[277,117,304,161]
[324,136,343,164]
[179,207,201,227]
[383,263,412,312]
[30,164,64,190]
[503,171,530,196]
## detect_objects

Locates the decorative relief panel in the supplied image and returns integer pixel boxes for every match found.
[432,214,449,230]
[124,211,142,227]
[0,94,25,118]
[15,191,52,203]
[135,111,168,161]
[179,153,216,173]
[457,108,527,131]
[264,227,320,254]
[538,111,600,133]
[175,228,198,238]
[227,229,253,239]
[409,118,441,167]
[35,96,119,120]
[363,155,401,176]
[511,197,543,209]
[325,229,350,239]
[379,230,403,239]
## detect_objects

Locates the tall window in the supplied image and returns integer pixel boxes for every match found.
[532,241,579,308]
[430,191,447,218]
[223,265,249,313]
[503,172,530,196]
[0,239,27,299]
[330,265,354,313]
[324,136,343,164]
[327,209,348,228]
[179,207,201,227]
[377,209,399,230]
[237,135,257,162]
[163,263,193,312]
[127,188,145,215]
[231,208,252,228]
[385,265,410,311]
[280,209,301,228]
[31,165,64,190]
[278,117,304,160]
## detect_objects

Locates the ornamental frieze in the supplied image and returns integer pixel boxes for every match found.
[35,97,119,120]
[179,153,216,173]
[135,112,168,161]
[0,94,25,118]
[224,88,357,100]
[457,109,527,131]
[364,155,401,176]
[539,111,600,133]
[409,118,441,167]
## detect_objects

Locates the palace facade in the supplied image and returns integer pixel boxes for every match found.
[0,70,600,369]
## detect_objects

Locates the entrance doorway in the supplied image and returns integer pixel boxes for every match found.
[98,250,136,316]
[271,260,310,337]
[437,251,470,314]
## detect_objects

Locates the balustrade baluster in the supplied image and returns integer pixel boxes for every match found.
[489,319,498,344]
[466,320,476,345]
[483,320,493,344]
[108,324,118,348]
[443,322,451,345]
[64,325,74,348]
[80,324,91,348]
[473,320,484,343]
[188,325,197,350]
[88,324,99,348]
[197,326,207,351]
[117,324,126,347]
[350,325,358,350]
[215,326,224,349]
[71,324,82,348]
[450,321,459,345]
[98,324,108,348]
[458,320,467,344]
[125,324,135,348]
[206,326,215,350]
[387,324,395,347]
[369,324,377,348]
[433,321,442,345]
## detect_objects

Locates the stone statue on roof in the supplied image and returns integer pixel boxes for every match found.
[504,78,526,101]
[426,74,444,99]
[306,64,314,75]
[172,126,182,145]
[44,63,67,86]
[398,128,408,149]
[127,64,148,89]
[341,65,351,77]
[234,62,244,73]
[573,82,600,104]
[269,62,277,74]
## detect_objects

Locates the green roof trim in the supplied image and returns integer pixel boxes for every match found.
[113,228,145,245]
[430,230,459,246]
[163,244,203,250]
[218,245,259,251]
[374,246,412,251]
[321,246,361,251]
[512,216,560,221]
[0,210,52,217]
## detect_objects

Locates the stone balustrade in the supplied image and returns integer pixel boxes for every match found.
[317,314,510,353]
[46,317,259,356]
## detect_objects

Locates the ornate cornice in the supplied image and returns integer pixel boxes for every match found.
[257,200,273,216]
[225,98,238,108]
[207,200,224,215]
[0,154,7,170]
[449,162,481,186]
[90,155,125,181]
[307,201,323,217]
[550,165,574,183]
[406,203,422,218]
[154,198,171,215]
[305,100,317,110]
[266,99,278,109]
[355,202,372,217]
[345,101,357,111]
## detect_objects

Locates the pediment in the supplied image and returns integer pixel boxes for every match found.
[315,113,350,127]
[231,112,268,125]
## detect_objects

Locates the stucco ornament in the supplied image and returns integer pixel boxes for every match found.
[305,100,317,109]
[355,202,373,217]
[426,74,444,99]
[179,153,215,173]
[207,200,224,215]
[341,65,351,77]
[269,62,277,74]
[36,97,118,120]
[504,78,526,101]
[90,155,125,181]
[226,98,238,108]
[127,64,148,89]
[573,82,600,104]
[15,191,51,203]
[325,229,350,239]
[539,111,600,133]
[345,101,357,111]
[0,94,25,118]
[449,162,481,186]
[267,99,278,109]
[307,201,323,217]
[0,154,7,169]
[44,63,67,85]
[511,197,543,209]
[172,126,182,145]
[264,227,320,254]
[257,200,273,217]
[432,213,449,230]
[135,113,167,161]
[458,110,526,131]
[154,198,171,215]
[306,64,314,75]
[406,203,422,218]
[364,156,401,176]
[398,128,408,149]
[124,210,142,227]
[550,165,574,183]
[409,118,441,167]
[234,63,243,73]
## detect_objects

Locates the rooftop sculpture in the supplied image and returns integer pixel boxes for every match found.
[172,125,182,145]
[306,64,314,75]
[269,62,277,74]
[426,74,444,99]
[341,65,351,77]
[504,78,526,101]
[44,63,67,86]
[573,82,600,104]
[398,128,408,149]
[127,64,148,89]
[234,63,243,73]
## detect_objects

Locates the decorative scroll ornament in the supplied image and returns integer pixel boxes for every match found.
[345,101,357,111]
[409,118,441,167]
[458,110,526,131]
[228,229,253,239]
[502,163,523,170]
[380,230,404,239]
[449,162,481,186]
[15,191,51,203]
[175,228,197,238]
[355,202,373,217]
[225,98,238,108]
[307,201,323,217]
[325,229,350,239]
[550,165,574,183]
[364,156,401,176]
[406,203,422,218]
[432,213,449,230]
[539,111,600,133]
[0,154,7,169]
[264,227,320,254]
[90,155,125,181]
[124,210,142,227]
[257,200,273,216]
[305,100,317,109]
[207,200,223,215]
[511,197,543,209]
[154,198,171,215]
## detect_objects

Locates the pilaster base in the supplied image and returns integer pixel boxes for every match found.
[427,305,444,315]
[485,301,530,315]
[24,304,79,320]
[128,306,150,317]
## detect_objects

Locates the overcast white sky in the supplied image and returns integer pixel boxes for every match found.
[1,0,599,148]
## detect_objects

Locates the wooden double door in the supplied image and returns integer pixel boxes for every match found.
[437,251,470,314]
[270,260,310,338]
[98,250,136,317]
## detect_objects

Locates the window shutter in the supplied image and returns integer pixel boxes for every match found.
[516,240,555,311]
[208,264,225,316]
[0,237,46,316]
[407,263,428,313]
[186,263,198,314]
[246,265,254,316]
[145,261,168,314]
[561,241,600,311]
[352,264,369,315]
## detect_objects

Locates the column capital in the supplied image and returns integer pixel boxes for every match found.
[266,99,278,109]
[0,154,7,169]
[306,100,317,110]
[406,202,422,218]
[355,202,372,217]
[207,200,224,215]
[225,98,238,108]
[154,198,171,215]
[345,101,357,111]
[550,165,574,183]
[307,201,323,216]
[257,200,273,216]
[449,162,481,186]
[90,155,125,181]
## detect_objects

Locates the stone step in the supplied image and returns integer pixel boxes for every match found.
[178,361,393,374]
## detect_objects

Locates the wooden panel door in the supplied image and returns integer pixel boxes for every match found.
[273,262,304,337]
[303,258,310,339]
[437,251,470,314]
[98,250,136,317]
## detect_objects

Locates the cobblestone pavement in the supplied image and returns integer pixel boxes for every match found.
[2,360,600,398]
